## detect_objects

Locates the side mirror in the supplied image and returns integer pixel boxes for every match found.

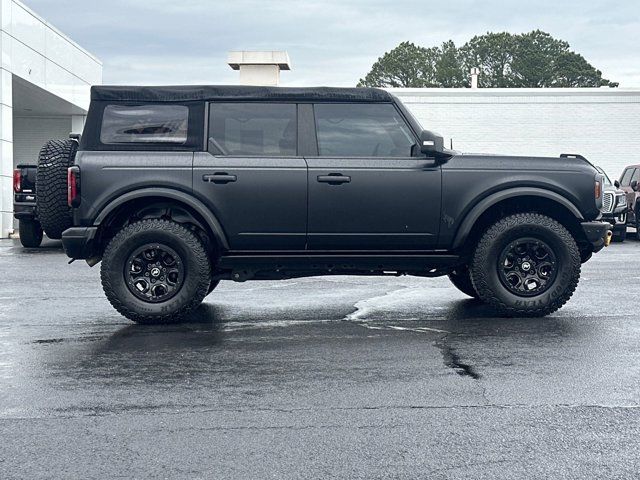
[419,130,444,156]
[614,180,620,188]
[632,180,638,191]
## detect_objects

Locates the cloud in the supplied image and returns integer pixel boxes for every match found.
[25,0,640,86]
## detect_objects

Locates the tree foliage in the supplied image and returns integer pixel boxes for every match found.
[358,31,617,88]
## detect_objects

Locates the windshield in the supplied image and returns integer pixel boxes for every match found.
[595,166,612,186]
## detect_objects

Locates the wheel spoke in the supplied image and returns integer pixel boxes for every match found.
[125,244,184,303]
[498,237,558,297]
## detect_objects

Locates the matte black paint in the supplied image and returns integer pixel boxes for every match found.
[64,88,605,276]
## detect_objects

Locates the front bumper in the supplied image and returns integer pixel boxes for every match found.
[581,221,612,253]
[61,227,98,260]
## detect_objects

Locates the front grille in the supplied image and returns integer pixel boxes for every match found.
[602,192,614,214]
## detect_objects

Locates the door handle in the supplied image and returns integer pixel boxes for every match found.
[203,173,237,184]
[317,174,351,185]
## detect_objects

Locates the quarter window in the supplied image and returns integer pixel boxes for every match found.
[209,103,297,156]
[620,168,635,186]
[100,105,189,144]
[314,103,415,157]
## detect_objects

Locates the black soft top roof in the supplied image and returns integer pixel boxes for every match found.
[90,85,394,103]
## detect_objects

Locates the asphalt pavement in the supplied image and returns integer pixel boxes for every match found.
[1,237,639,479]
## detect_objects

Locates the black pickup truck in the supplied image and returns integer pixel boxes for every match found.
[13,165,43,247]
[36,85,610,324]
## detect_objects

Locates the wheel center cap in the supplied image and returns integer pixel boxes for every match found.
[150,267,161,277]
[521,261,532,272]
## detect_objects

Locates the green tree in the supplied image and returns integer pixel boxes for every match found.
[357,41,440,87]
[359,32,616,88]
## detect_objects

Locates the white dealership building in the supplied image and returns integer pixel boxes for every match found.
[391,87,640,181]
[0,0,102,238]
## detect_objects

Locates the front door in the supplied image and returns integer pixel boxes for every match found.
[305,103,442,250]
[193,102,307,250]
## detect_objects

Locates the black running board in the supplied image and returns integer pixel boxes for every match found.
[216,254,461,281]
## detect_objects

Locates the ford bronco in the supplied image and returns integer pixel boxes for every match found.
[43,85,609,323]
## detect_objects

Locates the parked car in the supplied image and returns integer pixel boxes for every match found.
[12,164,43,247]
[617,164,640,240]
[12,138,79,248]
[595,166,627,242]
[35,85,610,324]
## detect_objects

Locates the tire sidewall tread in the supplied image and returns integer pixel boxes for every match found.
[470,213,581,317]
[100,219,211,324]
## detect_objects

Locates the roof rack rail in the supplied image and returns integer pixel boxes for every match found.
[560,153,587,161]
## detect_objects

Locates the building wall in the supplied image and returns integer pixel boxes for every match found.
[13,116,70,166]
[0,0,101,238]
[391,88,640,181]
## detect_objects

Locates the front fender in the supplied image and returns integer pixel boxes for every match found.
[451,187,584,250]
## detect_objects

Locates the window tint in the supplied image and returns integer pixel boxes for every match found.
[620,168,635,186]
[633,169,640,183]
[209,103,297,156]
[100,105,189,144]
[314,103,415,157]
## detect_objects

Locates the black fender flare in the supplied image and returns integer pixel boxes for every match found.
[93,187,229,250]
[452,187,584,250]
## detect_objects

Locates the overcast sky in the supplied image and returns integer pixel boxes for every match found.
[25,0,640,87]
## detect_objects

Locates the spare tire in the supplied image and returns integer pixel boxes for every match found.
[36,139,78,239]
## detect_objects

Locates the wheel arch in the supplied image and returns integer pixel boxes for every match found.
[94,188,229,251]
[453,188,587,255]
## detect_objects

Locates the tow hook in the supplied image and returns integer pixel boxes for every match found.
[604,230,613,247]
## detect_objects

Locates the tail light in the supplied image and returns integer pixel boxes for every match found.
[67,166,80,207]
[13,169,21,193]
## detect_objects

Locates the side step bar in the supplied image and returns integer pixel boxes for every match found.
[216,254,461,281]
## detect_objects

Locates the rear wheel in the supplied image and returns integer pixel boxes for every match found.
[470,213,580,317]
[101,219,211,324]
[36,139,77,239]
[448,266,478,298]
[18,219,43,248]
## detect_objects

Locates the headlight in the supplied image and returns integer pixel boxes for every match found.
[617,194,627,207]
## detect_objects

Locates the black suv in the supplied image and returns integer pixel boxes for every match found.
[44,85,609,323]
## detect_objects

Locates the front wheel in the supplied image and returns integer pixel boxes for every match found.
[101,219,211,324]
[470,213,580,317]
[612,225,626,243]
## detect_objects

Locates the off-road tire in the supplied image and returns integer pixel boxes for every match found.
[448,266,478,298]
[101,219,211,324]
[612,225,626,243]
[470,213,580,317]
[36,139,77,239]
[18,219,43,248]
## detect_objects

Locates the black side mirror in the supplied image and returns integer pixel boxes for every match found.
[419,130,444,156]
[632,180,638,191]
[614,180,620,188]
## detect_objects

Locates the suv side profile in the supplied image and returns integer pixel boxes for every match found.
[54,86,609,324]
[617,165,640,239]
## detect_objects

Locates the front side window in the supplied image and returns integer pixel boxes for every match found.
[100,104,189,144]
[314,103,415,157]
[209,103,297,156]
[620,168,635,186]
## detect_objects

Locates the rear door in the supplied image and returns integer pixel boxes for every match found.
[193,103,307,250]
[305,102,442,250]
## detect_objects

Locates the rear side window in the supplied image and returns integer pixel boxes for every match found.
[620,168,635,186]
[314,103,415,157]
[100,105,189,144]
[209,103,297,156]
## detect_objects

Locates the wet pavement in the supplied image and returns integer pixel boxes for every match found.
[1,237,639,479]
